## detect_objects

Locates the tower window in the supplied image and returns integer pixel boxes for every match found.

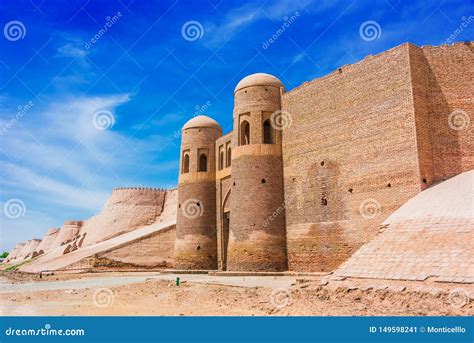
[199,154,208,172]
[182,153,190,174]
[226,147,231,167]
[240,120,250,146]
[263,120,273,144]
[219,151,224,170]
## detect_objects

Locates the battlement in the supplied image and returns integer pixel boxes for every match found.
[112,187,167,192]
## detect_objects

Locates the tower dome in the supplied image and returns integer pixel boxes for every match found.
[234,73,285,93]
[182,115,221,130]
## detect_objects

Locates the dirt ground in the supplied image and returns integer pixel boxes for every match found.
[0,271,472,316]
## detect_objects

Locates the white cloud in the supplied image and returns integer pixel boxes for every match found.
[0,92,178,251]
[204,0,333,47]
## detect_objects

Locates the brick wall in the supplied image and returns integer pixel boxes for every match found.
[282,43,423,272]
[416,43,473,181]
[101,226,175,268]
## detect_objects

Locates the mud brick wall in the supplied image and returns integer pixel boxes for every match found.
[80,188,166,246]
[416,43,473,181]
[101,226,176,268]
[282,43,423,272]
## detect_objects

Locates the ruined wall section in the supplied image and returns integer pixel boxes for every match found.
[79,187,166,246]
[282,43,422,272]
[35,228,60,256]
[5,243,25,263]
[54,220,83,247]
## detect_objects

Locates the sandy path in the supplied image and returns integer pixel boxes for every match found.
[0,272,472,316]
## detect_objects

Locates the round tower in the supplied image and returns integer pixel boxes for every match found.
[227,73,288,271]
[174,115,222,269]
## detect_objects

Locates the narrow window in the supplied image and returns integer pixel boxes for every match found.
[219,151,224,170]
[263,120,272,144]
[182,154,190,174]
[199,154,207,172]
[240,120,250,145]
[226,147,231,167]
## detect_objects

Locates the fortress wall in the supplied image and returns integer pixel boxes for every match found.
[417,43,473,181]
[35,228,60,256]
[407,44,435,189]
[23,239,41,259]
[16,239,41,260]
[282,43,422,272]
[79,188,166,246]
[16,240,34,259]
[6,243,25,262]
[54,220,83,247]
[100,226,176,268]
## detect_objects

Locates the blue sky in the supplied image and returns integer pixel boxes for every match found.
[0,0,472,251]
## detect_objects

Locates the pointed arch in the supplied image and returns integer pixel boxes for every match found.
[240,120,250,145]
